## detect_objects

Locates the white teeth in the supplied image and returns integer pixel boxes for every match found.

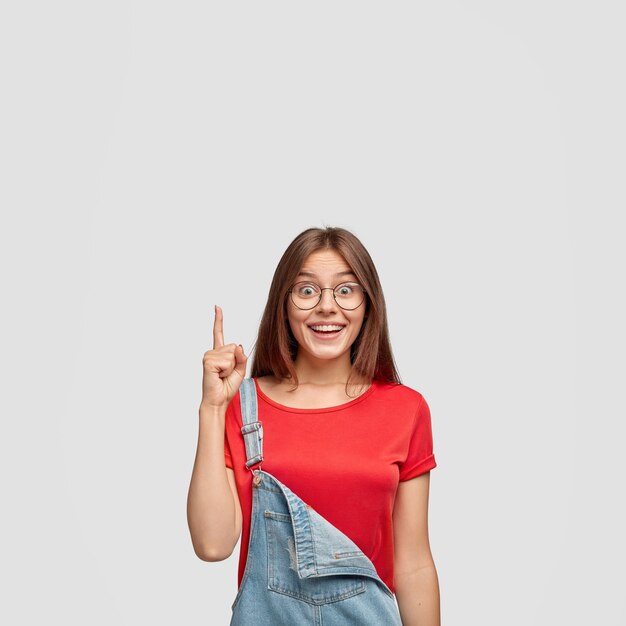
[309,325,345,332]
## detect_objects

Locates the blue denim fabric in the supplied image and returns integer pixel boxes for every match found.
[229,378,402,625]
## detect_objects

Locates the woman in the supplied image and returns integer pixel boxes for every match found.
[187,226,440,625]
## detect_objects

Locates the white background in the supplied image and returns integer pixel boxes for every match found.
[1,1,624,624]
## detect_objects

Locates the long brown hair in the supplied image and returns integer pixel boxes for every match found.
[249,226,402,395]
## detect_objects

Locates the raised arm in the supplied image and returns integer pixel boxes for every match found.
[186,305,247,561]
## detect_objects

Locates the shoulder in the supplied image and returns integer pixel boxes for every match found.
[374,380,426,410]
[371,381,429,428]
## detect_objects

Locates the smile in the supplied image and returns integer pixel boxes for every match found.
[307,324,346,338]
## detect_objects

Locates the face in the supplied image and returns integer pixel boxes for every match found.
[287,249,367,363]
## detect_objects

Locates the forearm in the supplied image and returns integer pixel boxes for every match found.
[394,563,441,626]
[186,404,237,560]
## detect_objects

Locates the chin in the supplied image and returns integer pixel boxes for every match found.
[301,342,351,359]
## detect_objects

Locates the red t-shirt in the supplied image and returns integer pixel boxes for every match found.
[223,377,437,595]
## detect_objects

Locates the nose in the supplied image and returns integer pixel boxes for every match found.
[316,288,339,312]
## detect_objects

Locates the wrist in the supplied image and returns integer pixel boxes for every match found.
[199,402,227,419]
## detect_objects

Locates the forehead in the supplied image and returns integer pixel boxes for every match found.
[296,250,356,278]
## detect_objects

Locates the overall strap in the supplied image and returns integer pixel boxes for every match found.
[239,378,263,470]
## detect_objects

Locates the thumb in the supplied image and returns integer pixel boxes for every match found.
[234,344,248,378]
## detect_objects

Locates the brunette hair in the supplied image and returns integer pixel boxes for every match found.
[249,226,402,394]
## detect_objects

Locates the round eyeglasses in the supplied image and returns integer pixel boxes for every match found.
[288,281,367,311]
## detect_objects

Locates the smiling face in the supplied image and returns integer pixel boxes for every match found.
[287,248,367,365]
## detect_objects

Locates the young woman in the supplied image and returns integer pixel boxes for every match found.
[187,226,440,625]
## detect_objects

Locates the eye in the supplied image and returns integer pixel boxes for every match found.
[295,282,318,297]
[336,282,357,295]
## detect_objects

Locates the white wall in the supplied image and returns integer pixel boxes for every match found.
[1,1,624,624]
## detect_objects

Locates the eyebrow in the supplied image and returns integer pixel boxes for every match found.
[297,270,357,279]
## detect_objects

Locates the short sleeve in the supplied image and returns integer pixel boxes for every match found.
[398,395,437,481]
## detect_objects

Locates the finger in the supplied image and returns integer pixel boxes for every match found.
[233,344,248,380]
[207,353,236,377]
[213,305,225,349]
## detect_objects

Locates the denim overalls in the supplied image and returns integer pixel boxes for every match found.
[229,378,403,625]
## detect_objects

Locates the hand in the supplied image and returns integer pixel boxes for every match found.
[201,305,248,410]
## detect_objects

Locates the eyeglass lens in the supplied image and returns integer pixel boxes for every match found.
[290,281,365,310]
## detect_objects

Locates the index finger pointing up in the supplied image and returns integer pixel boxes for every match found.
[213,305,225,348]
